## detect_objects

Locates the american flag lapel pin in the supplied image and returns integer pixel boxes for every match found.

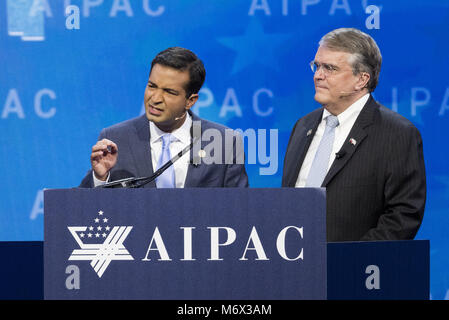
[307,129,312,137]
[349,138,357,146]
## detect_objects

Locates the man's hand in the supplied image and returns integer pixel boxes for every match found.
[90,139,118,181]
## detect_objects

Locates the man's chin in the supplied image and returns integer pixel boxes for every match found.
[146,112,164,125]
[314,93,328,105]
[146,113,177,131]
[145,111,155,122]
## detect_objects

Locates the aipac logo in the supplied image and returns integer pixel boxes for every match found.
[68,210,134,278]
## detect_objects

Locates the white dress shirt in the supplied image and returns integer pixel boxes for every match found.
[93,113,192,188]
[295,94,369,187]
[149,113,192,188]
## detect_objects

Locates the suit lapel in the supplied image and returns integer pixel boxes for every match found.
[322,96,376,187]
[128,115,156,187]
[285,110,322,187]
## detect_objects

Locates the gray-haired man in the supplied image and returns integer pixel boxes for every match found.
[282,28,426,241]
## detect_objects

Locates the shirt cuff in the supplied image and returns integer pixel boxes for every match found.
[92,171,110,187]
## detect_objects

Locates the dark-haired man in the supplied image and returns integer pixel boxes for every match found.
[282,28,426,241]
[80,47,248,188]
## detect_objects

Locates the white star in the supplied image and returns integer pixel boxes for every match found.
[102,233,107,238]
[97,226,102,231]
[94,218,99,223]
[89,226,94,231]
[103,218,108,223]
[98,210,104,215]
[87,233,92,238]
[95,233,100,238]
[80,233,85,238]
[105,226,110,231]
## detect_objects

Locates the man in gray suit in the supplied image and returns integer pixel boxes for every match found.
[282,28,426,241]
[80,47,248,188]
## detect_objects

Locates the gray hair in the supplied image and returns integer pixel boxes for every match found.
[319,28,382,92]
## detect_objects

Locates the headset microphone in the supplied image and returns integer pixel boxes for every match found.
[174,111,187,121]
[339,89,359,95]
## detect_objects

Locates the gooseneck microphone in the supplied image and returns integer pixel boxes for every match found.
[96,137,199,188]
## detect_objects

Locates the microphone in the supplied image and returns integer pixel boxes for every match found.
[97,137,198,188]
[174,111,187,121]
[339,89,359,96]
[335,150,346,159]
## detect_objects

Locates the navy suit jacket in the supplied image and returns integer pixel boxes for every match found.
[80,112,249,188]
[282,96,426,241]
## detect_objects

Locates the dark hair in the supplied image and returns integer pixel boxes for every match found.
[319,28,382,92]
[151,47,206,98]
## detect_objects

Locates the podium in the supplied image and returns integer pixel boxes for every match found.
[1,188,429,300]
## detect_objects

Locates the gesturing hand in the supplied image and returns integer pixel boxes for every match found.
[90,139,118,181]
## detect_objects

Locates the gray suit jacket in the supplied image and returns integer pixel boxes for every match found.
[282,96,426,241]
[80,111,249,188]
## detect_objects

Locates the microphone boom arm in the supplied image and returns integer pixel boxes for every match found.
[96,137,198,189]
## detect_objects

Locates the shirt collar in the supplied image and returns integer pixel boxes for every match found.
[149,112,192,144]
[322,93,370,125]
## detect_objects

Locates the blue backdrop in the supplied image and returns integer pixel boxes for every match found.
[1,0,448,299]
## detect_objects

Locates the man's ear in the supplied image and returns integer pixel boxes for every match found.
[185,93,199,110]
[356,72,370,90]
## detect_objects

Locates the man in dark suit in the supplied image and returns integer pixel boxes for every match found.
[282,28,426,241]
[80,47,248,188]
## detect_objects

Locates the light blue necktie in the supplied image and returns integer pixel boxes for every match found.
[155,134,175,188]
[306,115,339,187]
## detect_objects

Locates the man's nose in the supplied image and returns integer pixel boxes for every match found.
[149,88,163,104]
[314,66,326,80]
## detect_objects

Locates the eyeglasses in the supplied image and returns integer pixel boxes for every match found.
[309,61,340,76]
